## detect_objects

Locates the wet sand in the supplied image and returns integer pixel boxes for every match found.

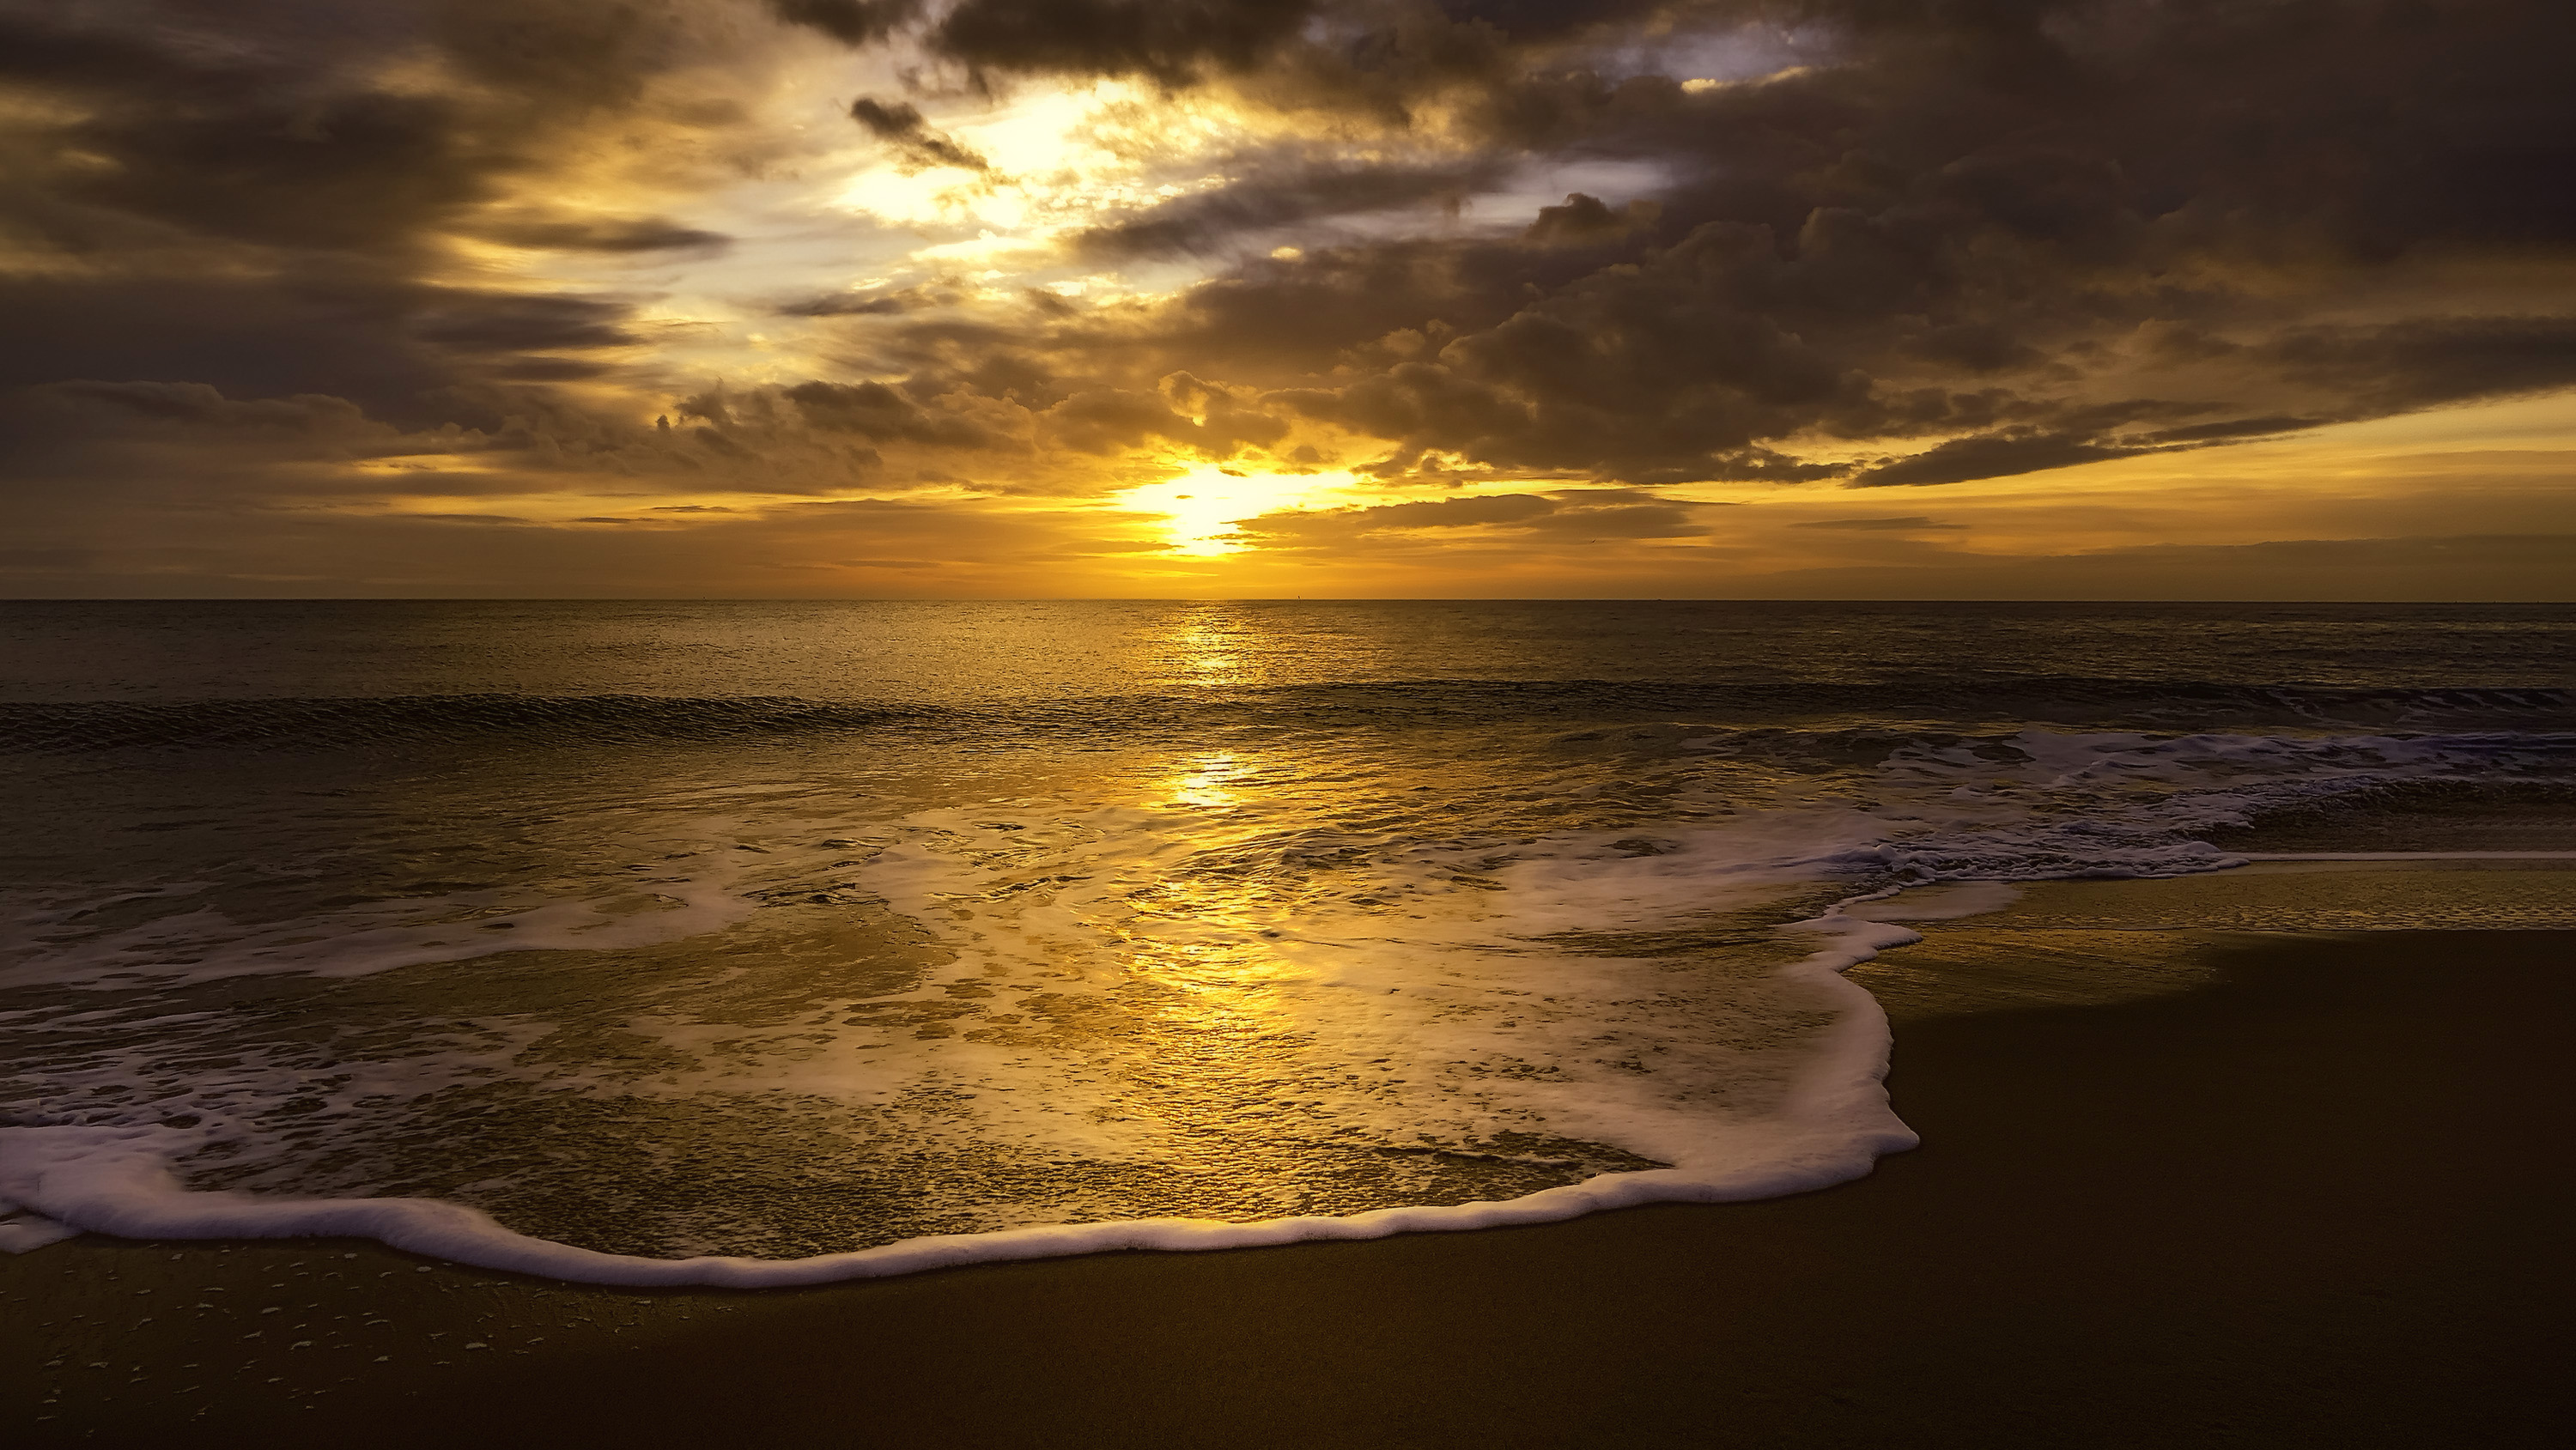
[9,926,2571,1449]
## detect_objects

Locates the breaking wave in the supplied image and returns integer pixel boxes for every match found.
[3,678,2569,755]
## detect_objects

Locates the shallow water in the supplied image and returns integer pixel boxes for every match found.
[3,601,2573,1278]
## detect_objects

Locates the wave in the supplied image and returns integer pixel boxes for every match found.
[3,678,2572,755]
[6,715,2573,1282]
[1242,677,2576,731]
[0,915,1927,1286]
[0,695,935,754]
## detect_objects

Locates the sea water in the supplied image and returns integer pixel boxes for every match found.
[3,601,2572,1281]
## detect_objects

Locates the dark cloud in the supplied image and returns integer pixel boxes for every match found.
[1849,430,2149,488]
[41,379,357,426]
[0,274,444,413]
[766,0,923,46]
[1312,494,1559,530]
[471,216,732,253]
[410,295,639,355]
[1040,379,1291,456]
[1073,161,1501,260]
[786,295,913,317]
[1239,218,1881,477]
[1234,488,1718,549]
[0,4,501,253]
[2139,416,2320,446]
[780,0,1634,100]
[1432,1,1667,43]
[930,0,1322,83]
[2263,317,2576,416]
[1517,502,1705,538]
[1623,447,1850,486]
[783,381,1016,449]
[1522,193,1661,246]
[1900,320,2041,374]
[5,380,390,447]
[850,96,990,170]
[38,83,485,255]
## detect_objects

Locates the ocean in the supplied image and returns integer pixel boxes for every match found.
[3,600,2573,1283]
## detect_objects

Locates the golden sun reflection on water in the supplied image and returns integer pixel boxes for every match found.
[848,719,1629,1222]
[1157,602,1267,687]
[1091,742,1351,1186]
[1167,752,1242,810]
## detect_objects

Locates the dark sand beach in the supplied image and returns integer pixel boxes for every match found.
[9,921,2569,1449]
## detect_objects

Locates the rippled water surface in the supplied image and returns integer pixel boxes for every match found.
[4,601,2573,1277]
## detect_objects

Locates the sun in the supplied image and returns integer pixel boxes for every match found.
[1116,465,1359,555]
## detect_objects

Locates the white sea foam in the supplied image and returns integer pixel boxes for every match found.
[0,1203,78,1252]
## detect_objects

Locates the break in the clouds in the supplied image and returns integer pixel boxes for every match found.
[3,0,2572,597]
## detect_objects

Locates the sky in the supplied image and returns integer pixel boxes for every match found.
[2,0,2571,599]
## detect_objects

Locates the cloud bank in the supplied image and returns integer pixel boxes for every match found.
[2,0,2570,596]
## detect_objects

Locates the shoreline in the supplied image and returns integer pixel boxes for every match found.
[9,925,2571,1447]
[0,913,1921,1292]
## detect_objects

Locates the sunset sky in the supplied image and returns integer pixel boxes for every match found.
[3,0,2571,598]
